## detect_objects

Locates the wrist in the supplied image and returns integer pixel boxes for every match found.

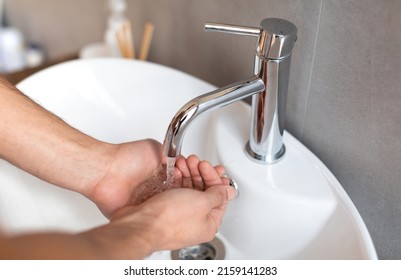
[80,215,158,259]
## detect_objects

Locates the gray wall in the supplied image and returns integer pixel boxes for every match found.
[5,0,401,259]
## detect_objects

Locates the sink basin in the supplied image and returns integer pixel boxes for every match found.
[0,58,377,259]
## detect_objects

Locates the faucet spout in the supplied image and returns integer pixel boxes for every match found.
[163,76,265,158]
[164,18,297,164]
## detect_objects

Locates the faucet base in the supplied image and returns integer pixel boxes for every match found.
[245,142,286,164]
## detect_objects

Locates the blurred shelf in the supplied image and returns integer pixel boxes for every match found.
[2,53,78,85]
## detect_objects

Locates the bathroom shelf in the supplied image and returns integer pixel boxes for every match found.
[3,53,78,85]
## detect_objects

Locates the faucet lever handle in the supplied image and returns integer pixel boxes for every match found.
[205,19,297,60]
[204,23,261,37]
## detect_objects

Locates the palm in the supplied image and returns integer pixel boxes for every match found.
[89,139,162,217]
[89,139,227,218]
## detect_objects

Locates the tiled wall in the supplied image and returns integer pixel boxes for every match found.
[5,0,401,259]
[302,0,401,260]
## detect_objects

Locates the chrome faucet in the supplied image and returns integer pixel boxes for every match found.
[163,18,297,164]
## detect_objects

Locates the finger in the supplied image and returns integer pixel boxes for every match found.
[199,161,223,187]
[182,176,194,189]
[172,168,183,189]
[187,155,204,190]
[221,177,230,185]
[175,155,190,178]
[214,165,230,186]
[175,156,194,188]
[214,165,226,177]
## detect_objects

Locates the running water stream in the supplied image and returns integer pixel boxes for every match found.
[164,156,176,187]
[131,156,177,205]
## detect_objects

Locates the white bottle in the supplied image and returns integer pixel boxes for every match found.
[0,27,26,73]
[104,0,127,57]
[0,0,26,72]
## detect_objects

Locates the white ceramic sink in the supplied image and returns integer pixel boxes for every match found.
[0,58,377,259]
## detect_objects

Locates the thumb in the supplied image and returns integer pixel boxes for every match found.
[202,185,235,237]
[204,185,236,209]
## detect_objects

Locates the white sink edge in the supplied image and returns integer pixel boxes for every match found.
[213,102,377,259]
[286,133,377,259]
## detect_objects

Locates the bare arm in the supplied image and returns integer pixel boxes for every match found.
[0,76,235,259]
[0,76,161,216]
[0,76,114,196]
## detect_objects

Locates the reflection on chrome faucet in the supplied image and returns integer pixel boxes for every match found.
[163,18,297,164]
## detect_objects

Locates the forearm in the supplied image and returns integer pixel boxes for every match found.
[0,226,153,260]
[0,76,113,196]
[0,232,102,259]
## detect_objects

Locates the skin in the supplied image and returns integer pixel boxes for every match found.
[0,76,235,259]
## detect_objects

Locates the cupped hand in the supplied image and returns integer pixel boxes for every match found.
[129,154,229,205]
[88,139,229,218]
[88,139,163,218]
[105,160,236,258]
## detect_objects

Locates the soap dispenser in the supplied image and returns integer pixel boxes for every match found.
[104,0,127,57]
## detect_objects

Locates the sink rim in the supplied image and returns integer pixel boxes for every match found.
[211,101,377,259]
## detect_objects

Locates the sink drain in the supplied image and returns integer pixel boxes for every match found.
[171,237,225,260]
